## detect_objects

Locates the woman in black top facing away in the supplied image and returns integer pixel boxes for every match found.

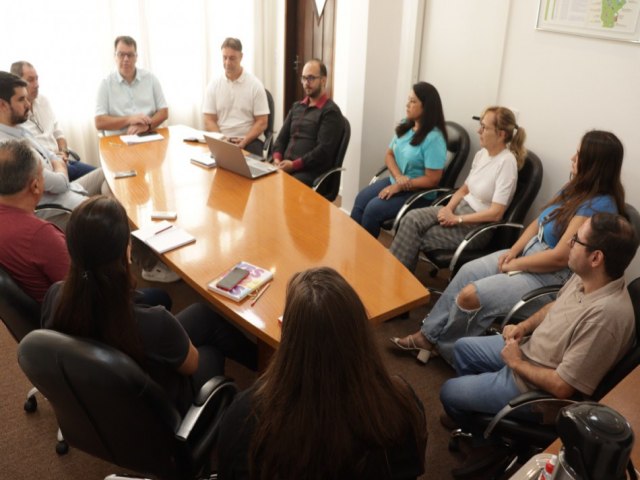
[217,267,427,479]
[42,195,257,415]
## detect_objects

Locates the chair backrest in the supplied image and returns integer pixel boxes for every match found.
[489,150,544,249]
[0,265,41,343]
[440,121,470,189]
[18,329,235,479]
[591,277,640,401]
[265,88,275,138]
[315,116,351,201]
[625,203,640,237]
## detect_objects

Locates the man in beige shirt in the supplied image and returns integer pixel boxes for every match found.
[440,212,638,427]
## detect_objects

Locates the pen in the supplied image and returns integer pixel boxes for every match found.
[153,224,173,235]
[251,282,271,307]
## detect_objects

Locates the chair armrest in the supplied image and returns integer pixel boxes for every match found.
[500,285,563,328]
[35,203,72,213]
[67,149,80,162]
[176,376,238,441]
[369,165,389,185]
[431,190,455,207]
[312,167,346,191]
[448,223,524,276]
[262,133,274,162]
[389,188,455,234]
[483,390,578,438]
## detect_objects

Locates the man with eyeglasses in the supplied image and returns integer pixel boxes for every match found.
[10,61,96,181]
[95,36,168,136]
[203,37,269,156]
[272,59,344,187]
[440,212,638,435]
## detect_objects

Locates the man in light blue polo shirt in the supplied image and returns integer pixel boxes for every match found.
[95,36,168,136]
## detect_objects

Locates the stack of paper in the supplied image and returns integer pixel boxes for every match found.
[120,133,165,145]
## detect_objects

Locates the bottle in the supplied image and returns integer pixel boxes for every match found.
[539,455,557,480]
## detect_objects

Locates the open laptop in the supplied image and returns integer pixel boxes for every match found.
[203,134,277,179]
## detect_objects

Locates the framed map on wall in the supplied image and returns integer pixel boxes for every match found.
[537,0,640,43]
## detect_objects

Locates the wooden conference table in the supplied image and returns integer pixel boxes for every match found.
[99,125,429,357]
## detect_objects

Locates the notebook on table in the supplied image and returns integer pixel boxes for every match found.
[203,134,277,179]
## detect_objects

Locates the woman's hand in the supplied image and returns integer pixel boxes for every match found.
[395,175,411,188]
[378,183,402,200]
[498,250,519,272]
[437,207,458,227]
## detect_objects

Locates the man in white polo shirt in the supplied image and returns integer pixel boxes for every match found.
[203,37,269,156]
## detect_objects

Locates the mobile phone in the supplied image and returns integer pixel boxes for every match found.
[114,170,137,179]
[151,211,177,220]
[216,267,250,291]
[137,130,157,137]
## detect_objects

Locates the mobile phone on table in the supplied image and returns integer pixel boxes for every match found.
[137,130,157,137]
[216,267,250,291]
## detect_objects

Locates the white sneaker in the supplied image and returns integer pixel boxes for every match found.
[141,262,180,283]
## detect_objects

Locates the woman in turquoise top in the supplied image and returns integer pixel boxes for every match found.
[351,82,447,237]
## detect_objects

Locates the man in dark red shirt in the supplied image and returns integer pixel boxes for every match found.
[272,59,344,187]
[0,140,68,302]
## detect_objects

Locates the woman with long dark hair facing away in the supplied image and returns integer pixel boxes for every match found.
[350,81,447,237]
[217,267,427,479]
[391,130,626,365]
[41,195,257,415]
[390,106,525,273]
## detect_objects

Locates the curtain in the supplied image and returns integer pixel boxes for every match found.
[0,0,262,165]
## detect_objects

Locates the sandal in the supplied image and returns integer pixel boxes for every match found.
[389,335,433,364]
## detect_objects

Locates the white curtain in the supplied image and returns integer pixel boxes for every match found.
[0,0,266,165]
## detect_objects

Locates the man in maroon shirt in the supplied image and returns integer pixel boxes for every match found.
[272,59,344,186]
[0,140,68,302]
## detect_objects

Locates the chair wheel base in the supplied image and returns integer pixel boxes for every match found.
[24,396,38,413]
[56,440,69,455]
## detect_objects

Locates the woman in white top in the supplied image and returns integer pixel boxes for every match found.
[389,106,526,273]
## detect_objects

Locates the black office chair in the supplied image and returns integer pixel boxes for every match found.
[312,116,351,202]
[0,265,69,452]
[34,203,72,231]
[18,329,238,480]
[370,121,471,235]
[446,277,640,479]
[262,89,276,161]
[0,265,42,413]
[421,150,543,282]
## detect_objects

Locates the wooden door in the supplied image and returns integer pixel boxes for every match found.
[284,0,336,116]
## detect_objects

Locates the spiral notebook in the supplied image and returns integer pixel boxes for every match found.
[208,261,273,302]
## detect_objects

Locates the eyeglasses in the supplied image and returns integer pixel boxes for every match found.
[116,52,137,59]
[479,123,495,133]
[570,233,594,249]
[300,75,321,83]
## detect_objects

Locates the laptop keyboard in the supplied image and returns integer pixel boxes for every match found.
[247,158,275,174]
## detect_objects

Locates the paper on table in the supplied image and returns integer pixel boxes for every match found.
[131,220,196,254]
[120,133,165,145]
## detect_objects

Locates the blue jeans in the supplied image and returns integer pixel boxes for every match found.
[67,161,97,181]
[351,178,417,237]
[421,237,571,364]
[440,335,537,431]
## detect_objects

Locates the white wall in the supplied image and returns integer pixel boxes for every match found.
[336,0,426,212]
[413,0,640,278]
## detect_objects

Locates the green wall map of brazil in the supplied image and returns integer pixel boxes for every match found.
[602,0,626,28]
